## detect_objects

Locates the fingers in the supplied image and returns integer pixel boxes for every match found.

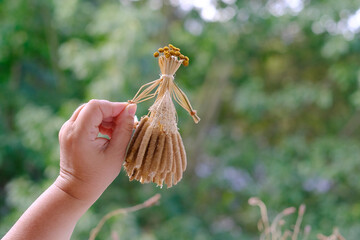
[106,104,137,162]
[69,104,86,122]
[74,99,128,140]
[59,104,86,140]
[99,120,115,137]
[99,125,113,138]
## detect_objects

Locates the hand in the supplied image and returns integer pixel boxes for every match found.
[55,99,137,203]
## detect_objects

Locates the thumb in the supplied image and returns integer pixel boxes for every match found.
[106,104,137,161]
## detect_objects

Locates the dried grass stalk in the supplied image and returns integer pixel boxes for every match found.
[89,194,161,240]
[125,117,149,168]
[124,44,199,188]
[249,197,346,240]
[149,133,165,171]
[177,132,187,171]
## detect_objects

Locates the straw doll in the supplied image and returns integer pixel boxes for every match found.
[124,44,200,188]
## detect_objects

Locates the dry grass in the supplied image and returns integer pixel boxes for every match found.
[248,197,345,240]
[89,194,161,240]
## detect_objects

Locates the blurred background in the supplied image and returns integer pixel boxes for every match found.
[1,0,360,239]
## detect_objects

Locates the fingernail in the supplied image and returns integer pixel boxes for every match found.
[126,104,137,117]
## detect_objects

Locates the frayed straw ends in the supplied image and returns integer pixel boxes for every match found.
[124,117,187,188]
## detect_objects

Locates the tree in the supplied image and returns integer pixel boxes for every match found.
[1,0,360,239]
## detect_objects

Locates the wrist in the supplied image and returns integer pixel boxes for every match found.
[54,172,105,204]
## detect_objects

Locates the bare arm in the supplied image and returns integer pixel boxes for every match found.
[3,183,92,240]
[3,100,137,240]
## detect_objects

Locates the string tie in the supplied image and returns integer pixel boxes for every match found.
[161,74,174,80]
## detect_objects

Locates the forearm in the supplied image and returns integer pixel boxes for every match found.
[3,181,94,240]
[3,101,135,240]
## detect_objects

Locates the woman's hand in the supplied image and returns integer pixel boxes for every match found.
[55,99,137,202]
[3,100,137,240]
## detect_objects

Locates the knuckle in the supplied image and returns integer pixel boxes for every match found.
[88,99,111,113]
[88,99,99,107]
[88,99,110,106]
[59,122,77,146]
[58,121,69,141]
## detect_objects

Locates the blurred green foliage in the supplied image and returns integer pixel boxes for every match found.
[1,0,360,239]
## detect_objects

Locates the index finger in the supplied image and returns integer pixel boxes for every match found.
[74,99,128,140]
